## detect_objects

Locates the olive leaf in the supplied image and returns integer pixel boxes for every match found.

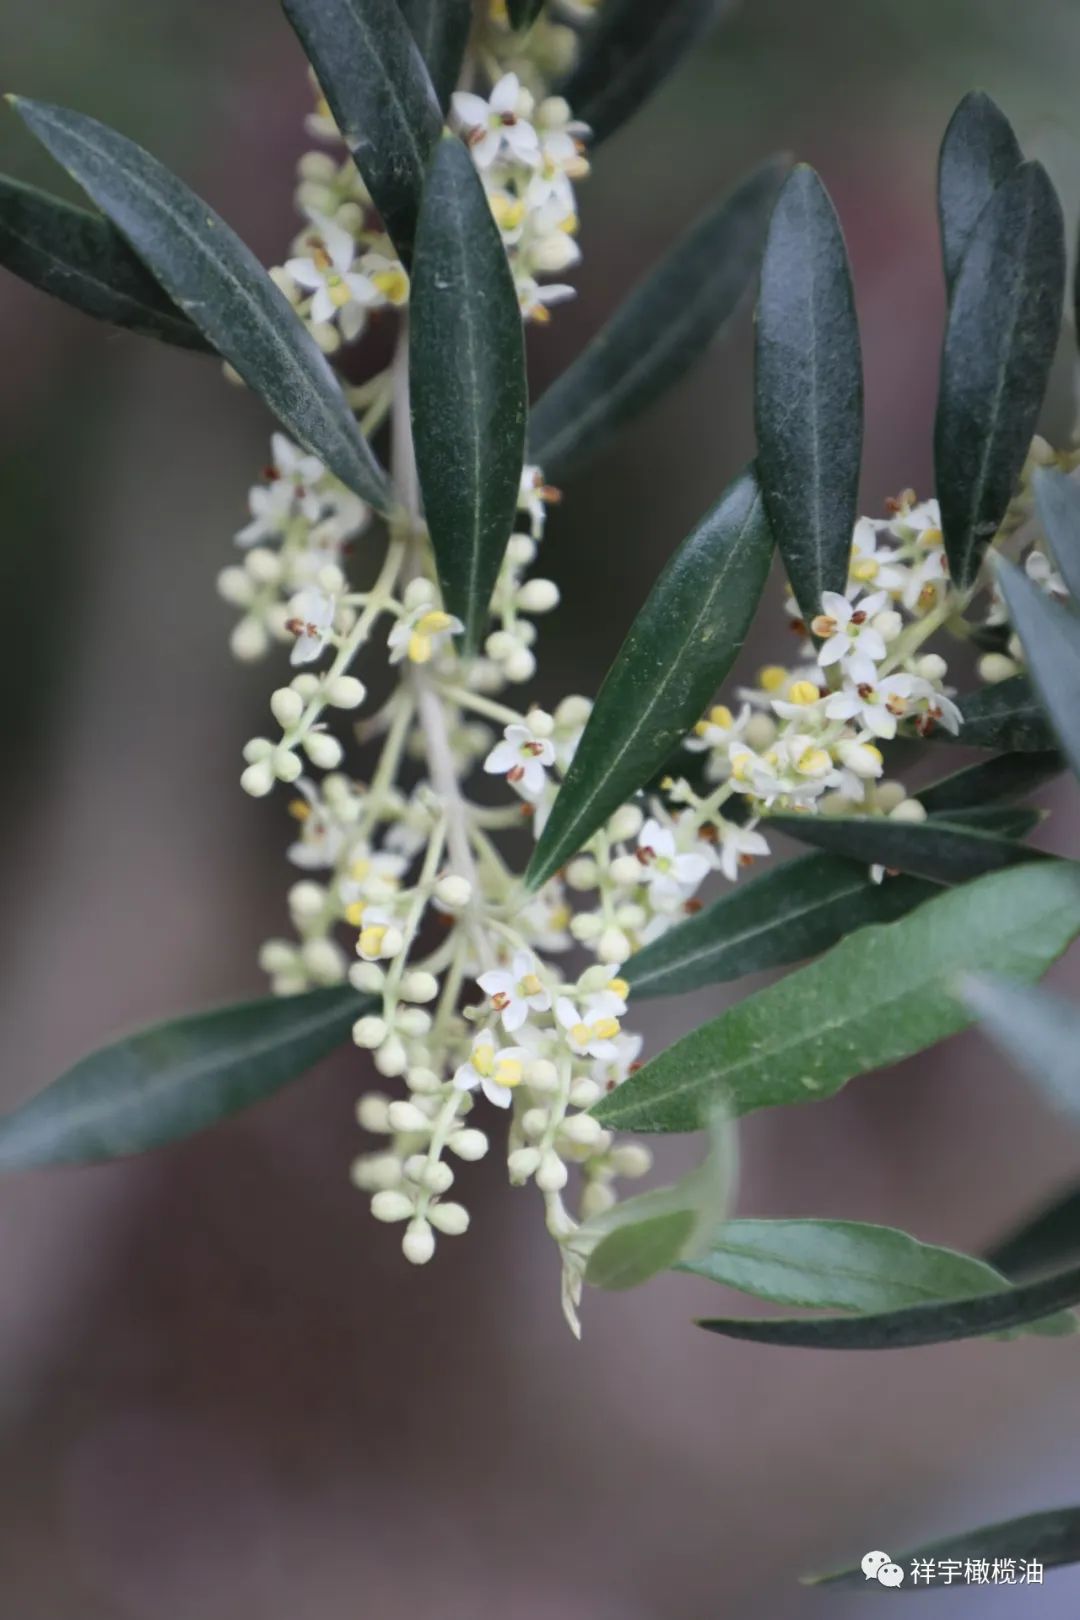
[0,988,368,1168]
[594,861,1080,1133]
[528,157,787,482]
[934,160,1065,589]
[917,749,1062,812]
[410,134,527,653]
[558,0,735,149]
[754,164,863,623]
[1033,464,1080,603]
[525,464,773,891]
[928,673,1059,752]
[995,553,1080,780]
[10,97,392,511]
[985,1183,1080,1279]
[398,0,472,110]
[0,174,210,350]
[960,973,1080,1121]
[808,1506,1080,1588]
[281,0,443,263]
[764,808,1044,885]
[937,90,1022,291]
[627,855,938,1001]
[506,0,545,30]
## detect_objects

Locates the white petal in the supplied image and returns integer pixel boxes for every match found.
[484,741,518,774]
[490,74,521,115]
[451,91,489,128]
[285,258,324,291]
[481,1078,514,1108]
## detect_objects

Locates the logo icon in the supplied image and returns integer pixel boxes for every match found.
[862,1551,906,1587]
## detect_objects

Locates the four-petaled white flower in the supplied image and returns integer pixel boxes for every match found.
[453,1031,530,1109]
[908,676,963,736]
[685,702,751,753]
[812,590,888,686]
[515,275,576,322]
[286,216,377,337]
[387,604,464,665]
[635,817,711,903]
[583,975,630,1021]
[484,723,556,801]
[237,434,326,545]
[477,951,552,1033]
[555,997,622,1061]
[847,518,908,595]
[714,817,770,883]
[590,1030,643,1090]
[452,74,540,170]
[824,673,915,740]
[287,586,336,665]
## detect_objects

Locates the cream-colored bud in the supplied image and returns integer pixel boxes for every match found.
[615,903,646,930]
[217,565,254,607]
[401,970,438,1003]
[429,1201,469,1235]
[353,1015,388,1049]
[231,616,269,662]
[243,735,274,763]
[245,546,282,585]
[270,972,307,997]
[872,609,904,642]
[349,1152,401,1191]
[889,796,927,823]
[397,1007,432,1038]
[403,576,435,609]
[375,1036,408,1078]
[291,672,320,698]
[258,939,297,975]
[303,731,344,769]
[915,653,949,682]
[508,1147,541,1184]
[538,95,572,127]
[819,791,857,817]
[402,1218,435,1265]
[405,1066,441,1094]
[356,1092,391,1132]
[570,912,603,942]
[435,874,473,909]
[537,1151,569,1192]
[569,1078,602,1110]
[273,748,302,783]
[580,1181,617,1218]
[566,857,599,890]
[744,713,777,750]
[835,739,884,779]
[526,1058,559,1093]
[485,629,517,661]
[371,1189,414,1223]
[316,563,345,595]
[598,926,631,965]
[422,1160,454,1195]
[271,687,305,729]
[507,533,536,566]
[325,675,366,709]
[387,1099,430,1133]
[349,961,385,993]
[526,707,555,738]
[240,758,275,797]
[978,651,1020,684]
[311,320,341,354]
[522,1108,549,1140]
[610,1143,653,1179]
[532,233,580,273]
[518,578,560,613]
[873,780,906,813]
[505,646,536,683]
[609,855,643,887]
[288,880,326,918]
[556,694,592,727]
[608,804,644,843]
[560,1112,604,1147]
[301,938,346,984]
[448,1128,489,1162]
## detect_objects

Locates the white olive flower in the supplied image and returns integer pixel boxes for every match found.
[582,975,630,1020]
[715,817,770,883]
[1025,548,1067,598]
[477,951,552,1032]
[452,73,541,169]
[824,673,916,740]
[846,518,908,595]
[237,434,326,545]
[387,604,464,665]
[888,495,943,546]
[907,676,963,736]
[484,722,556,801]
[285,216,377,337]
[684,702,751,753]
[635,817,711,904]
[590,1030,643,1091]
[555,997,622,1061]
[811,590,889,686]
[453,1031,530,1109]
[515,275,576,322]
[287,586,336,665]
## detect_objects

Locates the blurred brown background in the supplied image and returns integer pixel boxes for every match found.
[4,1,1080,1614]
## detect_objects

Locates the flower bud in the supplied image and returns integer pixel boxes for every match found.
[240,758,275,797]
[326,675,366,709]
[303,731,344,769]
[271,687,305,729]
[560,1112,604,1147]
[397,1007,432,1037]
[580,1181,617,1219]
[570,912,603,942]
[566,857,599,891]
[258,939,298,975]
[353,1015,388,1049]
[245,547,282,585]
[406,1066,441,1094]
[301,938,346,984]
[274,748,302,783]
[569,1078,602,1109]
[448,1128,489,1161]
[508,1147,541,1184]
[522,1108,549,1140]
[915,653,949,682]
[217,565,254,607]
[507,533,536,566]
[485,629,517,662]
[518,578,560,613]
[401,969,439,1003]
[403,576,435,609]
[872,610,903,643]
[609,855,643,887]
[526,707,555,737]
[835,739,884,779]
[356,1092,391,1132]
[291,672,320,698]
[889,796,927,823]
[402,1219,435,1264]
[610,1143,653,1179]
[597,926,630,964]
[873,780,906,813]
[435,874,472,910]
[537,1150,569,1192]
[745,713,778,750]
[555,695,592,728]
[349,962,385,994]
[371,1189,414,1223]
[375,1036,408,1077]
[504,646,537,683]
[288,881,326,918]
[349,1152,401,1191]
[317,563,345,595]
[607,804,644,843]
[977,651,1019,685]
[526,1058,559,1093]
[429,1201,469,1235]
[243,736,274,763]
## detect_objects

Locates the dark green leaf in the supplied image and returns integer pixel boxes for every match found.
[281,0,442,263]
[557,0,734,148]
[0,987,368,1168]
[931,673,1059,752]
[10,97,391,511]
[810,1505,1080,1587]
[765,809,1043,884]
[937,90,1023,291]
[525,465,773,891]
[594,861,1080,1133]
[528,158,787,481]
[754,165,863,623]
[0,174,210,351]
[506,0,545,30]
[1034,464,1080,602]
[996,554,1080,780]
[398,0,472,110]
[918,749,1062,812]
[961,973,1080,1120]
[934,161,1065,588]
[627,854,938,1000]
[986,1183,1080,1278]
[682,1217,1051,1318]
[410,134,526,652]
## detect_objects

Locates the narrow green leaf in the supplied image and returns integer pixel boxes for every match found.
[682,1217,1046,1317]
[698,1253,1080,1349]
[281,0,442,263]
[918,749,1062,812]
[928,673,1059,752]
[398,0,472,111]
[525,465,773,891]
[410,134,526,652]
[986,1183,1080,1279]
[627,855,938,1001]
[1033,464,1080,602]
[557,0,734,149]
[934,161,1065,588]
[506,0,545,30]
[0,988,368,1168]
[754,165,863,623]
[10,97,391,511]
[765,809,1043,884]
[528,158,787,481]
[809,1505,1080,1588]
[587,1209,697,1290]
[0,174,210,351]
[996,554,1080,780]
[593,862,1080,1133]
[937,90,1023,291]
[961,973,1080,1121]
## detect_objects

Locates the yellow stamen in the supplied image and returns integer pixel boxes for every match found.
[372,268,409,306]
[519,972,544,997]
[593,1017,620,1041]
[758,665,788,693]
[608,978,629,1000]
[493,1057,524,1089]
[797,747,831,776]
[570,1022,592,1046]
[358,924,387,957]
[345,901,366,928]
[473,1044,495,1078]
[851,557,879,582]
[920,527,944,547]
[288,799,311,822]
[708,704,734,729]
[787,680,820,705]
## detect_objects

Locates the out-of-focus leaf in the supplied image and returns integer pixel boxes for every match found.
[626,855,938,1000]
[934,161,1065,588]
[0,988,368,1168]
[528,158,787,481]
[960,973,1080,1121]
[809,1506,1080,1588]
[10,97,392,511]
[557,0,735,148]
[506,0,545,29]
[986,1184,1080,1279]
[525,466,773,891]
[1034,464,1080,603]
[937,90,1023,291]
[755,165,863,623]
[398,0,472,109]
[682,1217,1056,1321]
[930,674,1059,752]
[917,749,1062,812]
[594,862,1080,1133]
[410,134,526,652]
[0,174,210,350]
[764,809,1044,884]
[281,0,442,263]
[996,553,1080,780]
